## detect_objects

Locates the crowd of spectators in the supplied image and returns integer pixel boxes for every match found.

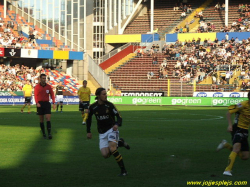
[0,64,64,92]
[0,64,42,91]
[174,3,250,34]
[155,36,250,87]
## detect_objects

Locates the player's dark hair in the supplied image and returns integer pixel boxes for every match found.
[40,74,46,78]
[83,80,87,83]
[95,87,105,100]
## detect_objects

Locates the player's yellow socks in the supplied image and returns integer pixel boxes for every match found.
[28,105,31,112]
[82,113,85,121]
[21,104,26,110]
[224,143,233,151]
[111,150,126,171]
[84,113,89,122]
[225,151,237,171]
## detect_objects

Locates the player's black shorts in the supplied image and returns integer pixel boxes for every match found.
[25,97,31,104]
[79,101,90,111]
[232,126,249,152]
[37,101,51,115]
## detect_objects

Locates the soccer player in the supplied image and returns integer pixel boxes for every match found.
[21,80,33,114]
[55,81,64,113]
[34,74,56,139]
[77,80,91,125]
[220,92,250,176]
[86,87,130,176]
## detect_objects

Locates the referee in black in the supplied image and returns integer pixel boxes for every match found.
[86,87,130,176]
[34,74,56,139]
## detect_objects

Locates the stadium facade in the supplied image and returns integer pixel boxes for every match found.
[5,0,147,86]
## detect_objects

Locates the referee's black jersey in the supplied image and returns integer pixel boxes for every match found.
[56,86,64,95]
[86,101,122,134]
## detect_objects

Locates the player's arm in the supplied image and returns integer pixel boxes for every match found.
[22,85,26,96]
[34,85,40,107]
[227,104,241,132]
[55,86,58,96]
[49,85,56,109]
[226,111,233,132]
[86,106,93,139]
[77,89,82,102]
[111,103,122,129]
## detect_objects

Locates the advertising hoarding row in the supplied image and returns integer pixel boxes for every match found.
[0,96,247,107]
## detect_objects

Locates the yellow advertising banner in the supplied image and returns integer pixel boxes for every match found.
[53,51,69,59]
[105,34,141,43]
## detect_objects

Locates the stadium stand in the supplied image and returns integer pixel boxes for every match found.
[124,0,206,36]
[0,64,80,95]
[0,5,71,51]
[197,0,250,33]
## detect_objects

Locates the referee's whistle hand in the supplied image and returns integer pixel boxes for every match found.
[37,103,41,107]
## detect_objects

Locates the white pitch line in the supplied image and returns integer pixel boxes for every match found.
[125,115,224,121]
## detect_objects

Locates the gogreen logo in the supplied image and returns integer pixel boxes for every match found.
[108,97,122,103]
[212,98,244,106]
[132,98,162,105]
[171,98,201,105]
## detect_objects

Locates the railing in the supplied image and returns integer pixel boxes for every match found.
[10,3,83,51]
[88,54,110,89]
[95,42,140,64]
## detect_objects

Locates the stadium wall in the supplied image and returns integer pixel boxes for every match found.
[0,96,246,107]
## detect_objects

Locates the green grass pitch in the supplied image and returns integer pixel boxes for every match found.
[0,105,249,187]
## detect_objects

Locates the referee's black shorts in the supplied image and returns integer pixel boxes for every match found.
[37,101,51,115]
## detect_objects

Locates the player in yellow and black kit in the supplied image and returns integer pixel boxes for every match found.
[77,80,91,125]
[21,80,33,114]
[55,82,64,113]
[220,92,250,176]
[86,88,130,176]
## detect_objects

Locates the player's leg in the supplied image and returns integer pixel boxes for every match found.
[217,124,237,152]
[239,138,249,160]
[224,142,241,176]
[39,115,46,139]
[21,99,27,113]
[56,101,59,112]
[45,114,52,139]
[37,104,46,139]
[27,103,31,114]
[108,130,127,176]
[45,102,52,139]
[217,140,232,151]
[60,101,63,112]
[118,138,130,150]
[100,131,111,158]
[79,102,85,125]
[83,108,89,124]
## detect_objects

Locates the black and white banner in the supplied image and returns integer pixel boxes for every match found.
[121,91,164,97]
[5,48,21,57]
